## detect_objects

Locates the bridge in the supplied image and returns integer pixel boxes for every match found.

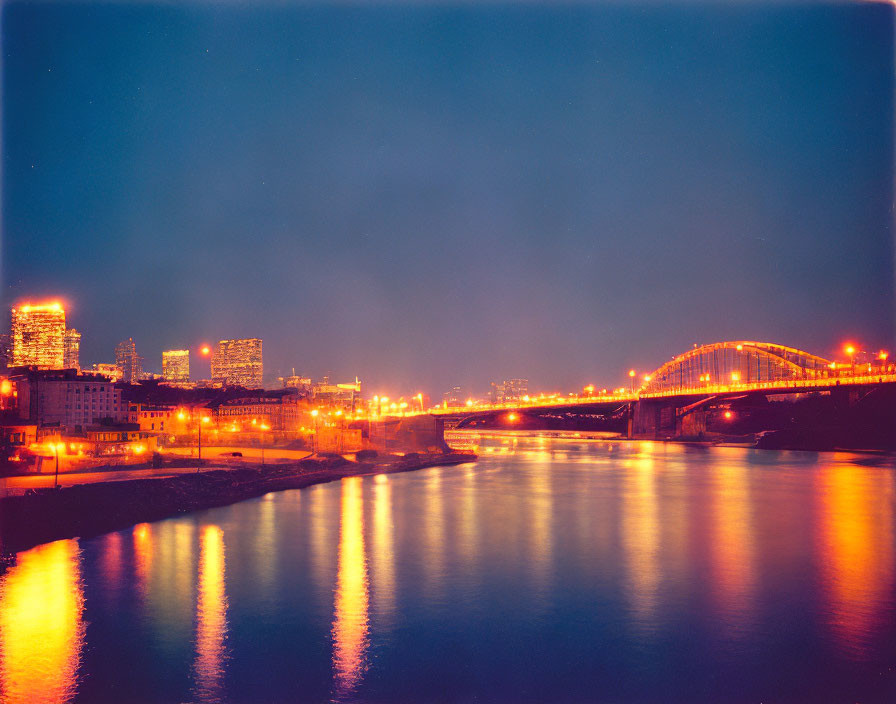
[437,341,896,450]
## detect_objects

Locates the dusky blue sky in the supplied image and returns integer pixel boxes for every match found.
[2,1,893,395]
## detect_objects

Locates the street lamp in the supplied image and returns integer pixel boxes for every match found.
[53,440,65,488]
[310,409,319,454]
[259,422,270,466]
[197,415,210,472]
[628,369,636,393]
[845,344,857,377]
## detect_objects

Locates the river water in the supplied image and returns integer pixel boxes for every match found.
[1,435,895,703]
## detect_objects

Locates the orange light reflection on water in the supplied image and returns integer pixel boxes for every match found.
[371,474,396,629]
[709,464,756,636]
[622,454,661,638]
[332,476,370,697]
[0,539,85,704]
[192,524,228,703]
[817,464,895,659]
[133,522,153,600]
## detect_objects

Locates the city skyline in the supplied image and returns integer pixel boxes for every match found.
[3,2,892,395]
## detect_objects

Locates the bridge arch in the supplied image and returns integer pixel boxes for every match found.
[642,341,832,394]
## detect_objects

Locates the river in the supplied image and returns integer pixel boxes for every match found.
[1,435,895,702]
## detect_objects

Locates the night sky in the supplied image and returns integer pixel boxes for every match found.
[2,2,893,395]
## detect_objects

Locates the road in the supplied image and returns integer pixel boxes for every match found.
[164,445,312,461]
[0,465,233,491]
[1,446,313,494]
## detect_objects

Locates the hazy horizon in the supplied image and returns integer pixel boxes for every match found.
[3,1,893,396]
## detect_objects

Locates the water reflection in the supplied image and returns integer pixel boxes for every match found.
[331,477,369,698]
[0,539,85,704]
[709,464,756,636]
[423,468,446,598]
[527,459,554,599]
[621,454,661,638]
[371,474,396,628]
[817,465,895,659]
[133,522,153,600]
[192,525,229,703]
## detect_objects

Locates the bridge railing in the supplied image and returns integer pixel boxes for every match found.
[638,370,896,398]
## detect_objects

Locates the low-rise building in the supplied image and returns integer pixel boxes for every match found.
[129,403,178,434]
[11,368,127,430]
[86,425,157,456]
[211,392,302,432]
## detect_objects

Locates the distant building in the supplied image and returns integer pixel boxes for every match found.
[0,333,11,371]
[63,329,81,370]
[162,349,190,382]
[11,368,127,429]
[90,363,123,382]
[211,338,263,388]
[11,302,66,368]
[211,393,301,432]
[312,377,361,406]
[442,386,463,406]
[279,369,312,391]
[491,379,528,403]
[115,338,142,384]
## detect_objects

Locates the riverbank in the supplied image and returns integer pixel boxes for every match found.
[0,451,476,556]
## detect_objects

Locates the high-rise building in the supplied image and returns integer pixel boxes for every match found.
[11,302,66,368]
[115,338,142,384]
[162,349,190,382]
[63,329,81,370]
[211,338,263,388]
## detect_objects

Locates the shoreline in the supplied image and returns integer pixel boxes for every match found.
[0,451,477,558]
[447,429,895,456]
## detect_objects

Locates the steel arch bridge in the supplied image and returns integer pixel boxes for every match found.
[641,341,833,395]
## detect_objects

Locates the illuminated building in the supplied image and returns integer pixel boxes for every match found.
[279,369,311,391]
[63,329,81,370]
[115,338,142,384]
[90,363,123,382]
[10,302,66,368]
[0,333,11,371]
[491,379,529,403]
[211,392,301,431]
[11,368,127,428]
[211,338,262,388]
[162,350,190,382]
[129,403,178,433]
[442,386,463,406]
[311,377,361,407]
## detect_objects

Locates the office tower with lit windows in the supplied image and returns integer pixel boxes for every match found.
[162,349,190,382]
[63,329,81,370]
[211,338,263,388]
[115,338,142,384]
[10,302,66,368]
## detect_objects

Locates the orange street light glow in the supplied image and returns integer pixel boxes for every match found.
[845,345,856,357]
[628,369,636,378]
[724,411,733,419]
[200,345,211,356]
[506,413,518,422]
